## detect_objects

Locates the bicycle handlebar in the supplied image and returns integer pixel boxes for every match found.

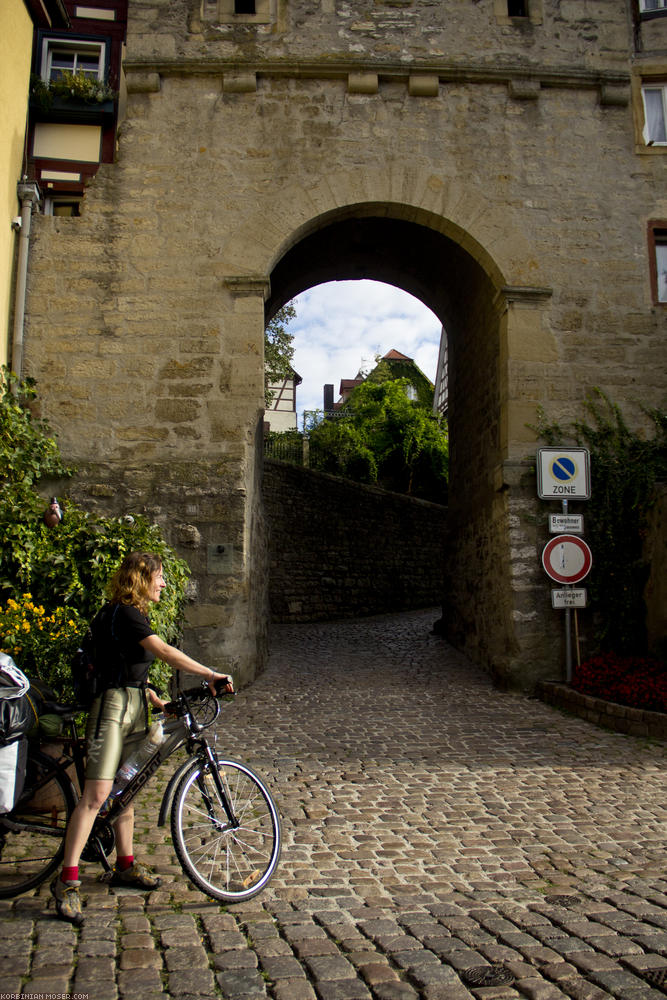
[163,680,235,717]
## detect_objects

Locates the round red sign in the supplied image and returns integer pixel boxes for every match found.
[541,534,592,585]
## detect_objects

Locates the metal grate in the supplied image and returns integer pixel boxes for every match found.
[461,965,515,987]
[642,967,667,994]
[544,894,581,906]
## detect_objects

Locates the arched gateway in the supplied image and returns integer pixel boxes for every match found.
[21,2,665,690]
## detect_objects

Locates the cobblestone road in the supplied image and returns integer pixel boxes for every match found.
[1,608,666,1000]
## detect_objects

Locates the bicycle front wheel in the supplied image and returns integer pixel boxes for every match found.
[0,748,77,898]
[171,757,281,903]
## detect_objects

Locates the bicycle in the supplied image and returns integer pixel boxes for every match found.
[0,680,281,903]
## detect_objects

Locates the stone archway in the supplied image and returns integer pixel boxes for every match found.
[259,203,556,688]
[21,83,561,692]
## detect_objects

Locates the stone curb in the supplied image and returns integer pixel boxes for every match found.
[537,681,667,741]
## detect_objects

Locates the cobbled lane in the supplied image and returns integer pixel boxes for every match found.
[1,608,666,1000]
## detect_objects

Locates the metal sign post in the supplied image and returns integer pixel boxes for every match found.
[538,449,592,683]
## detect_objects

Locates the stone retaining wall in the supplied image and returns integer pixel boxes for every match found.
[263,460,446,623]
[537,681,667,742]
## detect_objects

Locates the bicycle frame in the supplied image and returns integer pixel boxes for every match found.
[100,717,188,820]
[89,687,239,870]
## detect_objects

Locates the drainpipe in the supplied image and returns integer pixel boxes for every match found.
[11,180,41,380]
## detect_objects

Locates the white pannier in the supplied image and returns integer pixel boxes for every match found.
[0,654,33,813]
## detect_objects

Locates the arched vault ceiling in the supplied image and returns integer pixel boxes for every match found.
[266,216,492,328]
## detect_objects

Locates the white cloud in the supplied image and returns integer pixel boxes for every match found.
[288,280,442,423]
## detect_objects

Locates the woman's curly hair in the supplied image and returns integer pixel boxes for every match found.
[107,551,162,614]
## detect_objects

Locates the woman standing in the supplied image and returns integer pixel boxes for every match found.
[51,551,233,925]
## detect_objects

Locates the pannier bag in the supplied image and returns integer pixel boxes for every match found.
[0,654,35,813]
[0,737,27,813]
[0,654,36,744]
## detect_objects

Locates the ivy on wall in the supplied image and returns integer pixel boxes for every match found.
[532,390,666,655]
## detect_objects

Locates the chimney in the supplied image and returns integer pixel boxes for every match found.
[323,384,334,412]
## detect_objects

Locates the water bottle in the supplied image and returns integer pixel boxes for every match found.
[100,721,165,814]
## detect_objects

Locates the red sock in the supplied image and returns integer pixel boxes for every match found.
[61,866,78,883]
[117,855,134,871]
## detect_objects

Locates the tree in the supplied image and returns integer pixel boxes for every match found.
[264,304,296,407]
[309,378,448,503]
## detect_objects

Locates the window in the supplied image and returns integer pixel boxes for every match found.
[642,83,667,144]
[648,224,667,303]
[41,38,106,82]
[494,0,542,26]
[44,196,82,217]
[640,1,667,12]
[433,329,448,419]
[202,0,274,23]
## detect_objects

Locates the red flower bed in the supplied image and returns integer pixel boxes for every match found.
[572,653,667,713]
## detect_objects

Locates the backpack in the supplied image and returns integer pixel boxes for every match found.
[71,604,129,708]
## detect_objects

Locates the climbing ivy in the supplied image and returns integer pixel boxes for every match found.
[532,390,667,655]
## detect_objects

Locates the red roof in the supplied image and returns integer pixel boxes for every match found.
[383,349,412,361]
[339,378,364,392]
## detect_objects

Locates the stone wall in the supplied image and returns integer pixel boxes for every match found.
[20,0,667,688]
[264,460,446,623]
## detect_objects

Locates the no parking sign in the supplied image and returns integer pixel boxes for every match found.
[537,448,591,500]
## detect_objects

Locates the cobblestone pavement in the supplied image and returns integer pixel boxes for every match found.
[1,608,666,1000]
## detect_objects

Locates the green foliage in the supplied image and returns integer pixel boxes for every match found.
[0,370,71,488]
[264,428,305,464]
[309,378,448,503]
[30,71,116,110]
[364,356,434,409]
[0,595,87,704]
[264,304,296,407]
[0,369,189,700]
[532,390,667,654]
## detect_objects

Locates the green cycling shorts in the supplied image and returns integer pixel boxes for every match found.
[85,687,147,781]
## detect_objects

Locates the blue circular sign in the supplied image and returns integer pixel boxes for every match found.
[550,456,577,482]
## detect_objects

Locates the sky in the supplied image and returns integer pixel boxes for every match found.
[286,280,443,426]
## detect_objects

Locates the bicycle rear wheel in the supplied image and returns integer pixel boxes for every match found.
[0,748,77,898]
[171,757,281,903]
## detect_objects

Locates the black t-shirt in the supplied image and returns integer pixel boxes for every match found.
[106,602,156,685]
